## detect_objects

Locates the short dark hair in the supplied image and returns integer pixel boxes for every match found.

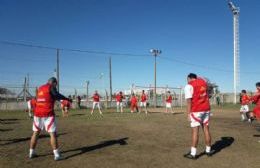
[256,82,260,87]
[187,73,197,79]
[48,77,57,84]
[241,90,246,93]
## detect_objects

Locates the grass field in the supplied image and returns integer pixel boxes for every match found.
[1,105,260,168]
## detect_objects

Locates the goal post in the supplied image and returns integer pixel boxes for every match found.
[131,84,183,108]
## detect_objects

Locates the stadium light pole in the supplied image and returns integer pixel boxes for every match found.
[56,49,60,92]
[228,0,240,104]
[150,49,162,107]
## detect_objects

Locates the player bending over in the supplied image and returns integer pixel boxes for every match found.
[130,94,139,113]
[249,82,260,122]
[116,91,124,113]
[60,99,71,117]
[239,90,250,121]
[27,97,37,118]
[29,77,71,161]
[165,91,174,114]
[184,73,214,160]
[91,90,102,115]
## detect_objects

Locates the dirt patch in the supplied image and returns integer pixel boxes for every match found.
[0,106,260,168]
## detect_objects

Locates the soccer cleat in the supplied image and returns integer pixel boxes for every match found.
[54,155,63,161]
[183,153,197,160]
[29,153,38,159]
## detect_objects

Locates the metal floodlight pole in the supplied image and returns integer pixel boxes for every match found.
[56,49,60,92]
[150,49,162,107]
[109,57,113,103]
[228,1,240,104]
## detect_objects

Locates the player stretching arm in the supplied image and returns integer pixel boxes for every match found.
[183,73,213,160]
[29,77,71,161]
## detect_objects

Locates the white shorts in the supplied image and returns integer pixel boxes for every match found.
[33,116,56,133]
[190,111,210,128]
[27,101,32,110]
[140,102,147,107]
[240,105,249,113]
[166,103,172,108]
[93,102,101,109]
[116,102,123,107]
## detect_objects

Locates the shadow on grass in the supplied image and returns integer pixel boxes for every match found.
[0,133,67,146]
[0,128,13,132]
[253,135,260,137]
[211,137,235,155]
[71,114,86,117]
[0,119,20,121]
[194,137,235,159]
[150,112,184,115]
[0,118,20,125]
[62,137,129,159]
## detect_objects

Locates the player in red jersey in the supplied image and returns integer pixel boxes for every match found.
[60,99,71,117]
[239,90,250,121]
[249,82,260,122]
[130,94,139,113]
[165,91,174,114]
[139,90,148,114]
[91,90,102,115]
[29,77,71,161]
[183,73,213,159]
[27,98,37,118]
[116,91,124,113]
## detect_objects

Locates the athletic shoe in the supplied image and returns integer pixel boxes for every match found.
[54,155,63,161]
[29,153,38,159]
[205,150,215,157]
[183,153,197,160]
[249,118,255,123]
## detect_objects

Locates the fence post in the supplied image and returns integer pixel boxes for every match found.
[180,86,183,109]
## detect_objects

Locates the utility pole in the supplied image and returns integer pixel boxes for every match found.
[109,57,113,104]
[27,73,29,91]
[228,1,240,104]
[150,49,162,107]
[23,77,27,102]
[86,81,90,105]
[56,49,60,92]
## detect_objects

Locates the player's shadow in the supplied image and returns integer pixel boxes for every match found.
[0,118,20,125]
[71,114,85,117]
[210,137,234,155]
[63,137,129,159]
[0,128,13,132]
[0,133,67,146]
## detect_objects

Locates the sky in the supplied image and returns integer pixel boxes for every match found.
[0,0,259,95]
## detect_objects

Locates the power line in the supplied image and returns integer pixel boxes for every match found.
[0,55,51,62]
[0,40,259,74]
[0,40,150,58]
[159,56,260,75]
